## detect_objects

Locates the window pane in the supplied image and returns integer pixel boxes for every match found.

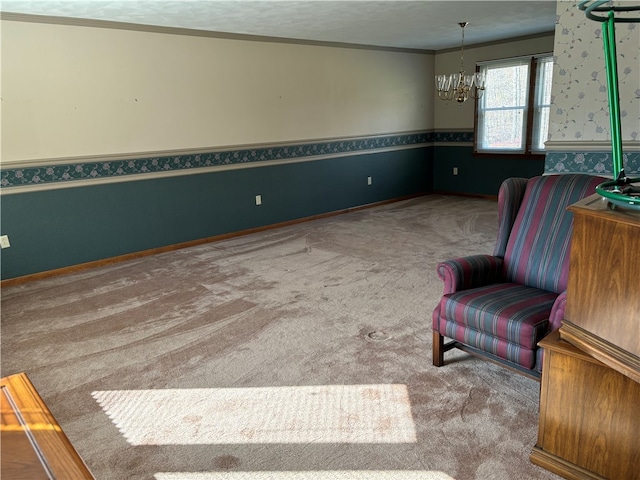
[477,61,530,152]
[484,64,529,109]
[534,106,551,151]
[481,108,526,150]
[532,56,554,152]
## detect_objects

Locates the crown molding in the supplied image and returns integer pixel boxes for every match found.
[0,12,433,55]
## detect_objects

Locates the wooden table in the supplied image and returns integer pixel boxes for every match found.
[1,372,94,479]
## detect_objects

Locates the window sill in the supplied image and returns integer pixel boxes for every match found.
[473,151,546,160]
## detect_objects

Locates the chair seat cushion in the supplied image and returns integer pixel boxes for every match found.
[437,283,557,349]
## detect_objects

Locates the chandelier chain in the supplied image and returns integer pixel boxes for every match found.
[459,22,467,73]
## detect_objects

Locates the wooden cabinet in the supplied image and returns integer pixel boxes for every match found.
[531,331,640,480]
[563,194,640,383]
[531,194,640,480]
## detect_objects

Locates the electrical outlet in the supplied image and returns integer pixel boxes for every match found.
[0,235,10,249]
[367,176,372,185]
[255,195,262,206]
[453,167,459,176]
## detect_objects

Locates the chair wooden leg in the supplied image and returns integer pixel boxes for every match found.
[433,330,445,367]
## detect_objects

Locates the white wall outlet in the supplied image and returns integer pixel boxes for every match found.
[453,167,459,176]
[0,235,10,249]
[255,195,262,206]
[367,176,372,185]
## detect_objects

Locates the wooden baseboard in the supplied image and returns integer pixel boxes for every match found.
[432,190,498,201]
[1,193,428,287]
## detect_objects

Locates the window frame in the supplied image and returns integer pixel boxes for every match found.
[473,54,553,159]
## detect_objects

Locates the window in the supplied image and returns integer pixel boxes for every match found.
[475,54,553,155]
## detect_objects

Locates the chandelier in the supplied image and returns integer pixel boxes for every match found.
[435,22,486,103]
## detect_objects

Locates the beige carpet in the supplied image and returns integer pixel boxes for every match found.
[1,194,561,480]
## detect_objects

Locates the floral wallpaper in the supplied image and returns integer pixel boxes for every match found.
[545,1,639,175]
[549,1,639,143]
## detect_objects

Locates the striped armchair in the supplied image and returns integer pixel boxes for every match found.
[431,174,605,378]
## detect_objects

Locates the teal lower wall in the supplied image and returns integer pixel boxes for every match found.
[1,147,432,280]
[2,141,553,280]
[433,146,545,196]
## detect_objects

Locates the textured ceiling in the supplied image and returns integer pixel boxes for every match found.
[0,1,558,51]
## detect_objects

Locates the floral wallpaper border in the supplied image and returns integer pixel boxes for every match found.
[545,150,640,176]
[0,131,472,190]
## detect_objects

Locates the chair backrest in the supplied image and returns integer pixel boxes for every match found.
[502,174,604,294]
[494,177,529,259]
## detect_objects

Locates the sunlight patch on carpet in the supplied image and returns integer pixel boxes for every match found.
[154,472,455,480]
[92,384,416,445]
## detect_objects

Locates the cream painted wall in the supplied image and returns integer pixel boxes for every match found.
[1,20,434,163]
[434,34,555,131]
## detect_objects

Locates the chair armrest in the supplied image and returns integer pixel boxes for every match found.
[436,254,504,294]
[537,292,568,372]
[546,291,567,333]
